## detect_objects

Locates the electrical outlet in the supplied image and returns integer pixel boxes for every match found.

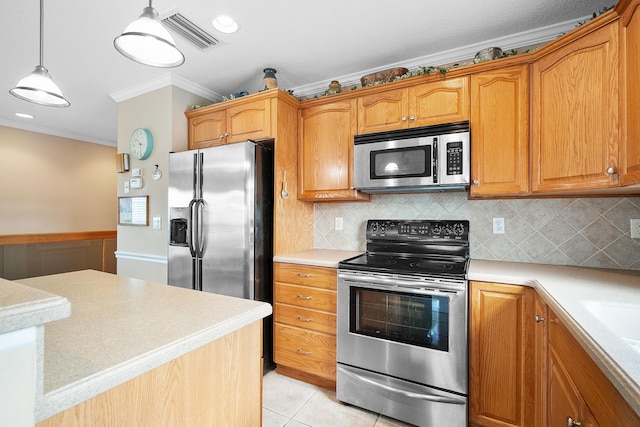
[631,219,640,239]
[493,217,505,234]
[335,217,344,231]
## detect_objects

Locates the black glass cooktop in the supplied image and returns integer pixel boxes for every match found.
[339,253,468,277]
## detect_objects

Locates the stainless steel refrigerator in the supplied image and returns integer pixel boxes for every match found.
[168,140,273,367]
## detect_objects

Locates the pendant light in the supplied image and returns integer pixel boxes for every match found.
[114,0,185,68]
[10,0,70,107]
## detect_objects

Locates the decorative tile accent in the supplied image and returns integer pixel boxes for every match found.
[314,194,640,270]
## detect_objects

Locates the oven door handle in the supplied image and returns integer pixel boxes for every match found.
[340,368,466,405]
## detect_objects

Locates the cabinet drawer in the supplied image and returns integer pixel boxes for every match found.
[274,324,336,380]
[274,263,336,290]
[274,283,336,312]
[274,303,336,335]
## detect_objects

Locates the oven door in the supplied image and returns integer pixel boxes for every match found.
[353,136,435,191]
[337,270,468,395]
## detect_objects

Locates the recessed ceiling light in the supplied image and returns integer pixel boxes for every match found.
[15,112,35,119]
[212,15,238,33]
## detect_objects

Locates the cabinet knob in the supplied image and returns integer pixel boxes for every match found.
[219,133,230,139]
[409,115,415,121]
[472,179,480,185]
[401,116,407,121]
[606,167,616,175]
[566,416,582,427]
[535,315,545,323]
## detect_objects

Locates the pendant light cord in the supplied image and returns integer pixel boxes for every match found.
[39,0,44,67]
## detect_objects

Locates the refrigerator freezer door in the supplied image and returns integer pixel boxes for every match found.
[168,151,198,290]
[199,143,254,299]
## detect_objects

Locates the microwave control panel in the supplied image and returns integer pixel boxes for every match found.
[446,141,463,175]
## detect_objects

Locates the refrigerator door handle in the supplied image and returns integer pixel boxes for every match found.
[195,199,205,258]
[188,199,197,258]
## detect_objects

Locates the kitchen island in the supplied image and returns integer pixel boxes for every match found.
[9,270,271,426]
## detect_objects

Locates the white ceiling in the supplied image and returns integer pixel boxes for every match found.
[0,0,614,146]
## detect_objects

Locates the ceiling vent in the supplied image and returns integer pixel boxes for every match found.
[162,12,220,50]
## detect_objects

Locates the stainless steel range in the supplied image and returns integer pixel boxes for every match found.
[337,219,470,427]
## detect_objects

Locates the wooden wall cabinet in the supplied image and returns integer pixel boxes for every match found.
[186,95,272,149]
[469,281,536,427]
[620,0,640,185]
[470,65,529,197]
[273,262,338,390]
[298,98,369,201]
[547,308,640,426]
[356,76,470,134]
[531,22,620,193]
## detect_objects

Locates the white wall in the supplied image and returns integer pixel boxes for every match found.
[115,86,209,283]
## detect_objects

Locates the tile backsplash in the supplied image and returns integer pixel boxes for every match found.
[314,193,640,270]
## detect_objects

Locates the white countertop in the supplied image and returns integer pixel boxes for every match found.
[16,270,272,423]
[0,277,70,335]
[469,259,640,417]
[274,249,363,268]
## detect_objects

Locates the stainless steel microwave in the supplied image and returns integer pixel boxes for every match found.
[353,121,470,193]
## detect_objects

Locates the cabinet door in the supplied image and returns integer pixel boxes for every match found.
[357,88,408,134]
[621,0,640,185]
[226,98,271,143]
[534,293,548,427]
[298,99,369,201]
[548,350,598,427]
[470,66,529,196]
[409,76,470,127]
[188,110,227,149]
[531,23,620,192]
[469,281,535,427]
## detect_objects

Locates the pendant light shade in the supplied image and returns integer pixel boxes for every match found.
[114,2,185,68]
[10,0,69,107]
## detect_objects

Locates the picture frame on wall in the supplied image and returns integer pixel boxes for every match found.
[118,196,148,226]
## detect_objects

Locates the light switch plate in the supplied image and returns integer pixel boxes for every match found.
[123,180,130,194]
[131,168,143,177]
[152,216,161,230]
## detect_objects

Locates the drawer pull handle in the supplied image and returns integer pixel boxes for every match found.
[296,316,313,322]
[296,273,313,278]
[296,294,313,300]
[296,348,313,355]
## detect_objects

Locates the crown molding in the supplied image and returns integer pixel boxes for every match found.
[110,74,222,103]
[291,15,588,97]
[0,120,116,147]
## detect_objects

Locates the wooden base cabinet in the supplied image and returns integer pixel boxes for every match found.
[620,0,640,185]
[273,263,338,390]
[469,281,537,427]
[547,308,640,427]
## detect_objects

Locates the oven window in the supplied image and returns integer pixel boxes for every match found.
[350,287,449,352]
[370,146,431,179]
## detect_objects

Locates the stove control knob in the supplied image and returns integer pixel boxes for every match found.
[453,223,465,236]
[432,225,442,235]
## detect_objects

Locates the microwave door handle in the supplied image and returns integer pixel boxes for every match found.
[432,137,438,183]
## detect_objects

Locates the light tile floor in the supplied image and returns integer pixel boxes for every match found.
[262,370,414,427]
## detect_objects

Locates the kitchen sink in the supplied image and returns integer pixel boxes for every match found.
[583,301,640,354]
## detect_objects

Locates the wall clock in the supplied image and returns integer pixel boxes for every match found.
[129,128,154,160]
